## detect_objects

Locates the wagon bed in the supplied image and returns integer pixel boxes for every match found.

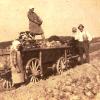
[0,40,79,89]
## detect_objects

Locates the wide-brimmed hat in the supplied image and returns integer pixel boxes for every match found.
[78,24,84,29]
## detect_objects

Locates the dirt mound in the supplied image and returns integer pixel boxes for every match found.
[0,51,100,100]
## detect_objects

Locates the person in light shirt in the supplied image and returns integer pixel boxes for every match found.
[77,24,92,63]
[10,40,25,87]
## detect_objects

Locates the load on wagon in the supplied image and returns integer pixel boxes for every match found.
[0,32,80,89]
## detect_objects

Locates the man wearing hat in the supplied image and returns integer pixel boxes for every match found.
[27,7,45,41]
[77,24,92,63]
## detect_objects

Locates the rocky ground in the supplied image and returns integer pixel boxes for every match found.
[0,50,100,100]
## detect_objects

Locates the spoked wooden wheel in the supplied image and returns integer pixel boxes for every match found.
[26,58,41,82]
[56,57,67,74]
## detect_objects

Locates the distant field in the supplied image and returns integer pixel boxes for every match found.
[90,42,100,53]
[90,37,100,53]
[91,37,100,43]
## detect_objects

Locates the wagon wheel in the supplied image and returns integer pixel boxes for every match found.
[56,57,67,74]
[26,58,41,82]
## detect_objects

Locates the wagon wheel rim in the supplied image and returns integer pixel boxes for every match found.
[56,57,66,74]
[26,58,41,77]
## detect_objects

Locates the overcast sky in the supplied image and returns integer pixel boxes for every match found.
[0,0,100,41]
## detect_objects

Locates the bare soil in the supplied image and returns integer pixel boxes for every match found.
[0,50,100,100]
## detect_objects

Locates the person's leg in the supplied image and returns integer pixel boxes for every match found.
[79,48,84,64]
[83,41,90,63]
[30,32,35,40]
[41,33,45,40]
[78,42,84,64]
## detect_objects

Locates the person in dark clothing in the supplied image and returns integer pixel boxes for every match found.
[27,7,45,41]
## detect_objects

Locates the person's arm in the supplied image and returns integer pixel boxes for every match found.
[27,10,42,25]
[86,31,92,41]
[35,13,43,25]
[27,11,37,23]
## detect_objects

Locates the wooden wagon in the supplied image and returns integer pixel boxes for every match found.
[0,39,79,89]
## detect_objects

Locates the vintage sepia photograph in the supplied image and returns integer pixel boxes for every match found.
[0,0,100,100]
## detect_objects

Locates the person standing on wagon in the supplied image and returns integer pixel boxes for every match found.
[77,24,92,63]
[27,7,45,41]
